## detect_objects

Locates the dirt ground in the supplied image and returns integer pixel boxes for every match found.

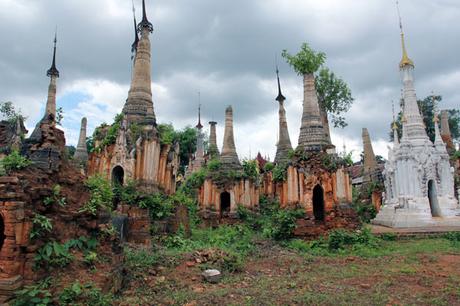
[116,238,460,306]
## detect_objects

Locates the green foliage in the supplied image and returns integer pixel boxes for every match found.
[239,197,303,240]
[353,202,377,223]
[207,158,221,171]
[324,228,377,251]
[12,278,52,306]
[179,168,207,194]
[0,101,26,123]
[263,161,275,172]
[129,122,143,142]
[341,150,354,167]
[157,123,176,145]
[390,95,460,143]
[92,114,123,152]
[43,185,66,207]
[287,228,379,256]
[321,154,338,172]
[34,236,98,269]
[58,281,113,306]
[56,107,64,125]
[80,175,113,216]
[315,67,354,129]
[86,136,95,153]
[282,43,326,75]
[176,126,199,171]
[30,214,53,239]
[262,208,304,240]
[0,150,32,174]
[443,232,460,246]
[272,163,288,183]
[242,159,259,181]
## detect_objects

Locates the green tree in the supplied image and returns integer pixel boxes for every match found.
[390,95,460,143]
[176,126,198,171]
[315,68,354,129]
[282,43,325,75]
[0,101,26,123]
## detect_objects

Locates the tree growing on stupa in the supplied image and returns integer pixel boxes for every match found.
[282,43,353,148]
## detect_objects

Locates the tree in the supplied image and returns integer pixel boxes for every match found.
[0,101,26,123]
[315,68,354,129]
[282,43,325,75]
[390,95,460,143]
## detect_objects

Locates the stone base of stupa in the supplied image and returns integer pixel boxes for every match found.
[372,196,460,228]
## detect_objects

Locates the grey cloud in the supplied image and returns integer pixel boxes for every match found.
[1,0,459,154]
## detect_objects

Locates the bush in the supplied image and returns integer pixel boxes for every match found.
[80,175,113,216]
[12,278,52,306]
[59,282,112,306]
[444,232,460,245]
[0,150,31,174]
[263,161,275,172]
[263,209,304,240]
[30,214,53,239]
[34,236,98,269]
[312,228,378,252]
[272,163,287,183]
[207,159,221,171]
[43,185,66,207]
[242,159,259,181]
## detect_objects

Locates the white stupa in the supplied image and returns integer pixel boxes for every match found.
[373,12,460,228]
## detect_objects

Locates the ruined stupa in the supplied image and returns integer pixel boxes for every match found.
[297,71,330,152]
[220,106,242,171]
[440,110,455,153]
[88,0,179,194]
[362,128,379,183]
[197,106,259,220]
[73,117,89,166]
[208,121,219,158]
[274,68,293,164]
[187,105,205,174]
[373,14,459,227]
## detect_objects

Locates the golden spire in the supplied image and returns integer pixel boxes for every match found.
[397,1,414,69]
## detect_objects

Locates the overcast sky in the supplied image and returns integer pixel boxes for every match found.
[1,0,459,161]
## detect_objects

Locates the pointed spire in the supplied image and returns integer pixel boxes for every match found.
[220,106,242,170]
[47,30,59,78]
[396,1,414,69]
[123,0,155,124]
[274,66,293,164]
[196,92,203,129]
[138,0,153,33]
[131,0,139,54]
[275,66,285,102]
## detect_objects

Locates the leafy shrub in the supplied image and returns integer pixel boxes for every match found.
[380,232,397,241]
[316,228,378,252]
[30,214,53,239]
[321,154,338,172]
[272,163,288,183]
[158,123,177,145]
[43,185,66,207]
[80,175,113,216]
[207,159,221,171]
[242,159,259,181]
[34,236,98,268]
[221,251,244,273]
[263,209,304,240]
[12,278,52,306]
[444,232,460,245]
[59,282,112,306]
[353,202,377,223]
[0,150,31,174]
[179,168,207,194]
[263,161,275,172]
